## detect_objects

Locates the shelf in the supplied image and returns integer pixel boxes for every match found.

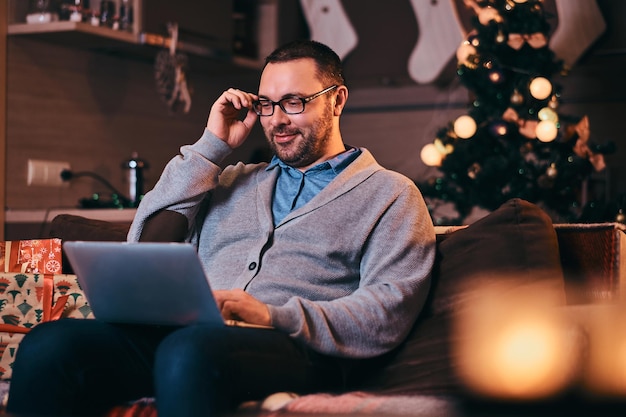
[7,21,226,59]
[5,208,137,224]
[8,21,138,43]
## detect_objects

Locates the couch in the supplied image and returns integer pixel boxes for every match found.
[5,198,626,416]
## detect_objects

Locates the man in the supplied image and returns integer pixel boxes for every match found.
[7,40,435,417]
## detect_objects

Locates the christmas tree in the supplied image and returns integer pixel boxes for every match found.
[417,0,615,225]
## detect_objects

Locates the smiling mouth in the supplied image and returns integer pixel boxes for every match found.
[273,132,299,144]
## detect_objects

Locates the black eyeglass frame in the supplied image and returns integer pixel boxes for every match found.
[253,85,339,116]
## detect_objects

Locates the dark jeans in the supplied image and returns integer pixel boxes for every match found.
[6,318,348,417]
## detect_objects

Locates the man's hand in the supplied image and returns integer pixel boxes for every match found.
[213,289,271,327]
[206,88,259,149]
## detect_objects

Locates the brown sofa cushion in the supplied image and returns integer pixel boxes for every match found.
[49,214,131,274]
[49,214,131,243]
[428,197,565,317]
[354,198,566,396]
[49,210,189,274]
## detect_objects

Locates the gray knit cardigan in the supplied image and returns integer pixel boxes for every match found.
[128,129,436,359]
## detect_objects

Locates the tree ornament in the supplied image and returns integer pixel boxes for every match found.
[489,69,504,84]
[616,209,626,224]
[454,115,477,139]
[548,95,559,109]
[511,90,524,105]
[489,121,508,137]
[538,107,558,123]
[468,162,482,179]
[468,32,481,47]
[456,41,477,66]
[529,77,552,100]
[477,6,503,25]
[496,29,506,44]
[546,163,558,178]
[536,120,558,142]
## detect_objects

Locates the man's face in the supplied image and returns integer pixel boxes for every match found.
[258,59,335,169]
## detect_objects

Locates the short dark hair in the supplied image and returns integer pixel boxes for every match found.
[264,40,345,87]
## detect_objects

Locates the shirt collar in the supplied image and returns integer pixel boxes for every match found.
[266,146,359,175]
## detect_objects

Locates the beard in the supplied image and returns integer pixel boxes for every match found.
[264,105,334,168]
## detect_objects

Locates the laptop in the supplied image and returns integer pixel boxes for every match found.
[63,241,272,329]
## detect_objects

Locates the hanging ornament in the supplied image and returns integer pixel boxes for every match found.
[570,115,607,171]
[477,6,502,25]
[538,107,559,123]
[529,77,552,100]
[489,69,504,84]
[546,163,558,178]
[456,40,478,66]
[468,32,481,47]
[495,29,506,44]
[536,120,558,142]
[421,143,444,167]
[548,95,559,110]
[616,209,626,224]
[454,115,477,139]
[489,121,508,137]
[467,162,482,179]
[510,90,524,105]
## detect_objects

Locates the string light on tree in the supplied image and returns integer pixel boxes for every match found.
[538,107,558,123]
[421,143,444,167]
[529,77,552,100]
[536,120,558,142]
[454,115,477,139]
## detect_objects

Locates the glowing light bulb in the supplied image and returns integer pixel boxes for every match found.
[454,287,579,400]
[420,143,443,167]
[454,115,477,139]
[536,120,558,142]
[529,77,552,100]
[538,107,558,122]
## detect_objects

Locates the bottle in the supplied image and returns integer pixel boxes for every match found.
[122,152,147,207]
[119,0,133,31]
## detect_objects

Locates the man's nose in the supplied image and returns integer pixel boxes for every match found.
[268,106,291,125]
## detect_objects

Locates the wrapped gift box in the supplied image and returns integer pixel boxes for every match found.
[0,238,63,275]
[0,239,94,379]
[0,333,24,380]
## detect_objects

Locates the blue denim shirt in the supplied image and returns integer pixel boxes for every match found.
[267,147,362,226]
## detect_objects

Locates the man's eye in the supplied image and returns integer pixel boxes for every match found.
[258,101,272,108]
[283,99,302,108]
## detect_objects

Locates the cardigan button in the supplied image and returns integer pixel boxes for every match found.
[248,262,257,270]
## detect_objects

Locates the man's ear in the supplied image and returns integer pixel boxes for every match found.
[333,86,349,116]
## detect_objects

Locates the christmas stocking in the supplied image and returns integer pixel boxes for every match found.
[299,0,358,60]
[407,0,465,84]
[549,0,606,67]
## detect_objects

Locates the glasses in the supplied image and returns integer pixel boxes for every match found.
[253,85,338,116]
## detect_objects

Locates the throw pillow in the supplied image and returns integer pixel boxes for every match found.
[428,197,565,317]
